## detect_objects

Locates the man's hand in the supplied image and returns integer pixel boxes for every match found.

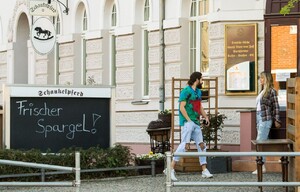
[204,116,210,126]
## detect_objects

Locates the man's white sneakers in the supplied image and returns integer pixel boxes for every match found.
[164,168,213,180]
[202,168,213,178]
[163,169,178,181]
[252,165,266,174]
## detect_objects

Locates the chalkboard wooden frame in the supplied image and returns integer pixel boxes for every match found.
[3,85,113,152]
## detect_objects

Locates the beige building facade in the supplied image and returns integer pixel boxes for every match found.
[0,0,294,154]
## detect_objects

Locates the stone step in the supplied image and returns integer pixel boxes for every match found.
[175,156,283,173]
[174,147,283,173]
[232,159,282,172]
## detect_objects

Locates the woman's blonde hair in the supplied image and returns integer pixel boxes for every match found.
[260,71,274,97]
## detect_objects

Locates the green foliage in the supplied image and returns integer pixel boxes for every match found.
[202,113,227,149]
[159,109,171,115]
[280,0,299,15]
[0,144,135,181]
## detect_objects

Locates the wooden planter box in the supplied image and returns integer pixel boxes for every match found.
[207,156,232,174]
[135,159,165,175]
[175,150,232,173]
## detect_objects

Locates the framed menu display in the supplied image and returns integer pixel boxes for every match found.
[225,23,258,95]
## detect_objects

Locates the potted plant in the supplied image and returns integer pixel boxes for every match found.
[202,113,231,174]
[158,109,171,125]
[135,152,165,175]
[202,113,227,149]
[147,109,172,129]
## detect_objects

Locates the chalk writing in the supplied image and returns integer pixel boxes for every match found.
[16,100,63,116]
[36,114,98,139]
[15,100,100,140]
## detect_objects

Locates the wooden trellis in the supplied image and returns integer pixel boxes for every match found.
[170,77,219,152]
[286,77,300,192]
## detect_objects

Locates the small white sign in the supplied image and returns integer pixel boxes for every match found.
[29,0,58,16]
[31,17,56,55]
[276,72,290,82]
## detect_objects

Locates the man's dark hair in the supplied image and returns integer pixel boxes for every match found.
[188,72,202,86]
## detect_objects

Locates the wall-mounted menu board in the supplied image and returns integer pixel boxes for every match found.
[3,85,112,152]
[225,23,258,95]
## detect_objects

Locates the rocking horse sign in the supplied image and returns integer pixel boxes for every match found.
[30,17,56,55]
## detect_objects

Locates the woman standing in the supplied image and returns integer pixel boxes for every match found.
[252,71,281,174]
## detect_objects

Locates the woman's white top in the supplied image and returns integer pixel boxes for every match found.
[256,90,264,111]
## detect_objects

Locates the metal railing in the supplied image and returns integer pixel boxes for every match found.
[0,158,157,182]
[0,152,80,187]
[165,151,300,192]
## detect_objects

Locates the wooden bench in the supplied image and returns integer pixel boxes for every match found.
[251,139,293,192]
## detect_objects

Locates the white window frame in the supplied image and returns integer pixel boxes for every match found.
[189,0,209,75]
[142,28,149,98]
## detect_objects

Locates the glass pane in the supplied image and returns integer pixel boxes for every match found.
[144,0,149,21]
[271,25,297,107]
[56,17,60,34]
[205,0,209,15]
[200,0,209,15]
[190,0,197,17]
[111,35,116,85]
[190,21,196,72]
[112,5,116,27]
[200,0,204,16]
[143,30,149,96]
[201,21,209,73]
[83,10,87,31]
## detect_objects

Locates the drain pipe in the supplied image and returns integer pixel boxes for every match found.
[159,0,165,111]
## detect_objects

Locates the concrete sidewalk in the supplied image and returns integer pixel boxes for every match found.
[0,172,291,192]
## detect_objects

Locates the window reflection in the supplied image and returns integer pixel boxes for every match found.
[271,25,297,107]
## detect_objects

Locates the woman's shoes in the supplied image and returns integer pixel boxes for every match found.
[252,165,266,174]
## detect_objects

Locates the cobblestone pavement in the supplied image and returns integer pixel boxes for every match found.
[0,172,292,192]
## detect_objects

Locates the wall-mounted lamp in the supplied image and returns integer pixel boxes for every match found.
[48,0,69,15]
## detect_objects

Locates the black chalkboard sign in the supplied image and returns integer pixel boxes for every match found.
[10,97,110,152]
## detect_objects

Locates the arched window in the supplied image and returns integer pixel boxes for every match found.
[144,0,150,22]
[54,16,61,84]
[110,3,117,85]
[83,9,87,31]
[189,0,209,74]
[56,16,60,35]
[111,4,117,27]
[142,0,150,97]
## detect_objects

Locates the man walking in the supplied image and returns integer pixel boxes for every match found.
[165,71,213,181]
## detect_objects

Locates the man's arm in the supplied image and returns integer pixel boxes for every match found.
[180,101,191,122]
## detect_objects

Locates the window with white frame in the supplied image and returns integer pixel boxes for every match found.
[83,10,87,31]
[189,0,209,74]
[110,3,117,86]
[54,16,60,84]
[111,4,117,27]
[56,16,61,35]
[144,0,150,22]
[110,35,116,86]
[142,0,150,98]
[142,30,149,97]
[82,9,87,85]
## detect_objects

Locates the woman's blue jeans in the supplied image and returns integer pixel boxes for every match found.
[256,112,273,162]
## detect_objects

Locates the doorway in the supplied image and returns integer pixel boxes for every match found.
[271,24,297,107]
[265,18,300,107]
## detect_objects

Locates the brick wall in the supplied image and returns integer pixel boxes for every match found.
[271,26,297,70]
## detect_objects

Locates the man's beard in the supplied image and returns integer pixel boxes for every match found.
[196,83,203,89]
